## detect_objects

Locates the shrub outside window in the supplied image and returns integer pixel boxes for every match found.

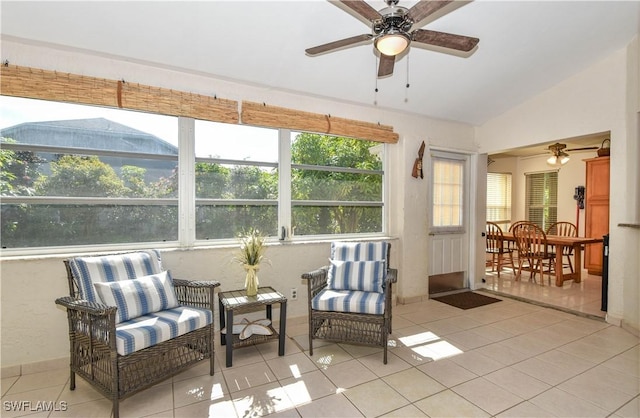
[1,96,386,252]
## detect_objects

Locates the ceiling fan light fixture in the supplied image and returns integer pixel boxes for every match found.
[547,151,570,166]
[375,30,410,56]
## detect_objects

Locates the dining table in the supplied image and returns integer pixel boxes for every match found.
[501,232,603,287]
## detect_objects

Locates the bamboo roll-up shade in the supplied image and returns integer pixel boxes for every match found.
[241,101,399,144]
[0,65,239,124]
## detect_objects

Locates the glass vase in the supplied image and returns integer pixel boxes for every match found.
[244,264,259,296]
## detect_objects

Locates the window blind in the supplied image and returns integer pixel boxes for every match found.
[241,101,399,144]
[486,172,512,227]
[525,171,558,230]
[0,64,239,124]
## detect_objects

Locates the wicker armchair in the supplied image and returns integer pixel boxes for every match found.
[55,250,220,418]
[302,241,397,364]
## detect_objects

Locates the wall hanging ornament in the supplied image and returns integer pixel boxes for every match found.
[411,141,425,179]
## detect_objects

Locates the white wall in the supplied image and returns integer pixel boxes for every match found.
[0,38,477,368]
[477,39,640,332]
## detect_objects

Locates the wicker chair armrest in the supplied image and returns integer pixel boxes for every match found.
[302,267,329,299]
[173,279,221,289]
[172,279,220,311]
[386,268,398,284]
[55,296,116,316]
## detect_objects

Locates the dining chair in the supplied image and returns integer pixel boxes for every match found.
[486,221,516,277]
[508,221,534,265]
[546,221,578,273]
[512,223,555,285]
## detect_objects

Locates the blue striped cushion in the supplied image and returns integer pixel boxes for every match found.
[331,241,387,262]
[93,271,179,323]
[311,289,385,315]
[115,306,212,356]
[327,259,385,293]
[68,250,163,302]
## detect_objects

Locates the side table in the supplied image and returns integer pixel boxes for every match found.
[218,286,287,367]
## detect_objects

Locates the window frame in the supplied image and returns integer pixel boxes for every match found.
[429,152,469,235]
[0,99,388,255]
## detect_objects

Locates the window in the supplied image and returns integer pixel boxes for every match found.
[1,96,179,249]
[194,121,278,240]
[525,171,557,230]
[486,172,512,230]
[0,96,386,251]
[431,156,466,232]
[290,132,384,236]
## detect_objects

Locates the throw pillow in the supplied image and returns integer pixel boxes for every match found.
[93,271,179,323]
[327,259,385,293]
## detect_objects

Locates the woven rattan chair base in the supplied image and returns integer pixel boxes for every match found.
[310,313,387,347]
[70,325,213,401]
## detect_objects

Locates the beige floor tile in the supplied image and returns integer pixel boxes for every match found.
[452,377,524,416]
[256,337,302,360]
[612,395,640,418]
[417,358,477,388]
[357,351,411,378]
[218,344,266,369]
[444,329,495,351]
[484,367,551,399]
[49,398,112,418]
[414,389,490,417]
[231,381,295,417]
[222,362,277,393]
[379,403,427,417]
[267,352,319,380]
[474,341,531,366]
[1,376,19,397]
[449,350,505,376]
[118,381,174,418]
[495,400,558,417]
[172,361,216,383]
[558,366,640,412]
[173,372,229,409]
[382,368,446,402]
[56,379,106,406]
[343,379,409,417]
[4,369,69,395]
[513,356,585,386]
[529,387,609,417]
[321,359,377,389]
[557,338,619,363]
[279,370,337,406]
[603,346,640,378]
[1,386,67,418]
[338,342,382,359]
[296,393,363,417]
[305,343,353,370]
[173,396,238,418]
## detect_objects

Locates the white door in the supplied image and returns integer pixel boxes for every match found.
[427,150,470,294]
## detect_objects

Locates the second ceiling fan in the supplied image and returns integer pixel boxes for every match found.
[305,0,480,77]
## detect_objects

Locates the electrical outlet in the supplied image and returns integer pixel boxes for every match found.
[290,288,298,300]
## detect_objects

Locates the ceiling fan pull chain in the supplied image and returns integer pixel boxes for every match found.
[374,54,379,106]
[405,54,410,103]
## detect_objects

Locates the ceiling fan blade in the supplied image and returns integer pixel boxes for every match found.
[407,0,455,24]
[566,146,599,152]
[378,54,395,77]
[332,0,382,23]
[305,34,373,56]
[412,29,479,52]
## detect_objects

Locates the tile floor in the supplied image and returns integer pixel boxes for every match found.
[483,263,606,319]
[2,293,639,417]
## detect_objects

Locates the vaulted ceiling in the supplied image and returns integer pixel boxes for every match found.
[1,1,638,128]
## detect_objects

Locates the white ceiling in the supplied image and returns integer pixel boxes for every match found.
[1,1,638,129]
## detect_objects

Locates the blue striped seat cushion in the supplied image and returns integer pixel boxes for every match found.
[327,259,385,293]
[93,271,179,323]
[311,289,385,315]
[115,306,212,356]
[331,241,387,263]
[68,250,163,303]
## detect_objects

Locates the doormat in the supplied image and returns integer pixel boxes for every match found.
[432,292,502,310]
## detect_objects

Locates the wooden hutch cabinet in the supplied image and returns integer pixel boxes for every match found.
[584,156,610,275]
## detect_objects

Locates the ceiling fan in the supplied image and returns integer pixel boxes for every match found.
[305,0,479,77]
[546,142,599,166]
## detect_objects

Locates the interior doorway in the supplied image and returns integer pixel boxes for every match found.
[485,132,610,317]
